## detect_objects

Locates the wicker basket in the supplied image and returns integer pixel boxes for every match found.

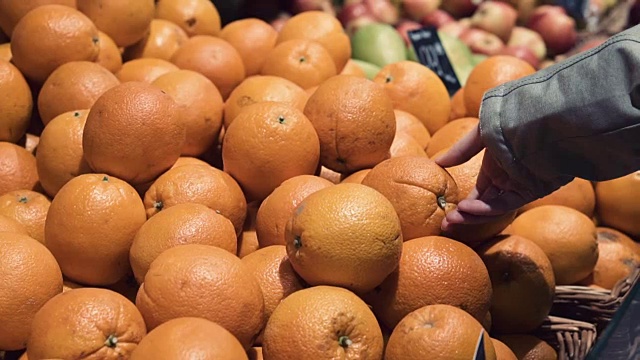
[534,316,598,360]
[551,267,640,333]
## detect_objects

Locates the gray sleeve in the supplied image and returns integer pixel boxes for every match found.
[479,24,640,197]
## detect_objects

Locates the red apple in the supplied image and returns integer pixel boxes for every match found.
[574,36,608,54]
[514,0,540,24]
[291,0,336,15]
[459,28,505,55]
[396,20,424,46]
[422,9,455,28]
[403,0,442,21]
[539,59,556,69]
[441,0,482,18]
[366,0,401,24]
[470,1,518,42]
[499,45,540,68]
[527,6,578,55]
[439,20,471,37]
[508,26,546,60]
[338,2,373,26]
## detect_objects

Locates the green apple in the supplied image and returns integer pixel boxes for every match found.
[351,23,407,68]
[437,31,476,86]
[350,59,382,80]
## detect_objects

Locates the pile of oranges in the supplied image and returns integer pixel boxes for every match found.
[1,1,639,359]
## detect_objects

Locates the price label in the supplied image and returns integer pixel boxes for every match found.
[473,329,486,360]
[408,27,461,96]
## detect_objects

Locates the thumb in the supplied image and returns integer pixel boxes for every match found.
[433,124,484,168]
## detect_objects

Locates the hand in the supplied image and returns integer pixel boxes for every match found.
[434,124,539,232]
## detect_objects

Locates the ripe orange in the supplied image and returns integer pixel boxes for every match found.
[510,205,598,285]
[389,131,428,158]
[115,58,180,83]
[10,5,100,83]
[595,171,640,237]
[0,232,62,351]
[0,190,50,244]
[385,304,497,360]
[276,11,351,72]
[154,0,222,37]
[464,55,536,117]
[285,183,403,293]
[0,43,11,62]
[171,156,209,169]
[44,173,147,285]
[222,102,321,201]
[77,0,154,47]
[241,245,306,344]
[394,109,431,150]
[364,236,492,329]
[27,288,147,359]
[129,202,237,283]
[450,87,468,120]
[262,286,383,359]
[35,110,92,197]
[256,175,333,247]
[362,156,458,240]
[426,117,479,157]
[303,75,396,173]
[441,147,484,201]
[151,69,224,156]
[136,244,265,349]
[170,35,246,99]
[496,335,558,360]
[0,141,39,196]
[37,61,120,125]
[130,317,248,360]
[0,0,77,37]
[340,168,371,184]
[261,39,337,90]
[95,31,123,73]
[374,61,451,135]
[0,213,28,234]
[0,60,32,144]
[248,347,263,360]
[220,18,279,76]
[237,201,260,258]
[520,177,596,217]
[143,163,247,234]
[123,19,189,61]
[83,81,185,185]
[491,338,518,360]
[477,234,555,334]
[340,59,367,77]
[224,75,309,129]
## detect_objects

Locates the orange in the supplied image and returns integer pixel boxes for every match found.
[154,0,222,37]
[171,156,209,169]
[256,174,333,247]
[385,304,497,360]
[224,75,309,129]
[395,109,431,149]
[143,163,247,234]
[0,213,28,234]
[129,202,238,283]
[340,59,367,77]
[520,177,596,218]
[123,19,189,62]
[151,69,224,156]
[261,39,337,90]
[0,190,50,244]
[491,338,518,360]
[222,102,321,201]
[0,60,32,143]
[262,286,383,359]
[496,335,558,360]
[0,43,11,62]
[130,317,248,360]
[237,201,260,258]
[170,35,246,99]
[0,141,39,196]
[364,236,492,329]
[37,60,120,125]
[477,234,555,334]
[95,31,123,73]
[441,147,484,201]
[241,245,306,344]
[595,171,640,237]
[285,183,403,294]
[374,61,451,135]
[44,173,147,285]
[115,58,180,83]
[362,156,458,240]
[10,5,100,83]
[578,227,640,289]
[450,87,468,120]
[426,117,479,157]
[0,232,62,351]
[83,81,185,185]
[389,131,428,158]
[35,110,92,197]
[340,168,371,184]
[136,244,265,349]
[464,55,536,117]
[248,347,263,360]
[303,75,396,173]
[510,205,598,285]
[276,11,351,72]
[220,18,279,76]
[0,0,77,37]
[77,0,154,47]
[305,85,318,97]
[27,288,147,359]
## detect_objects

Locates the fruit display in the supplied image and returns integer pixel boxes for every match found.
[0,1,639,359]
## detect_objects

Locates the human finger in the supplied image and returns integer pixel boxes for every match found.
[433,124,484,168]
[456,190,530,216]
